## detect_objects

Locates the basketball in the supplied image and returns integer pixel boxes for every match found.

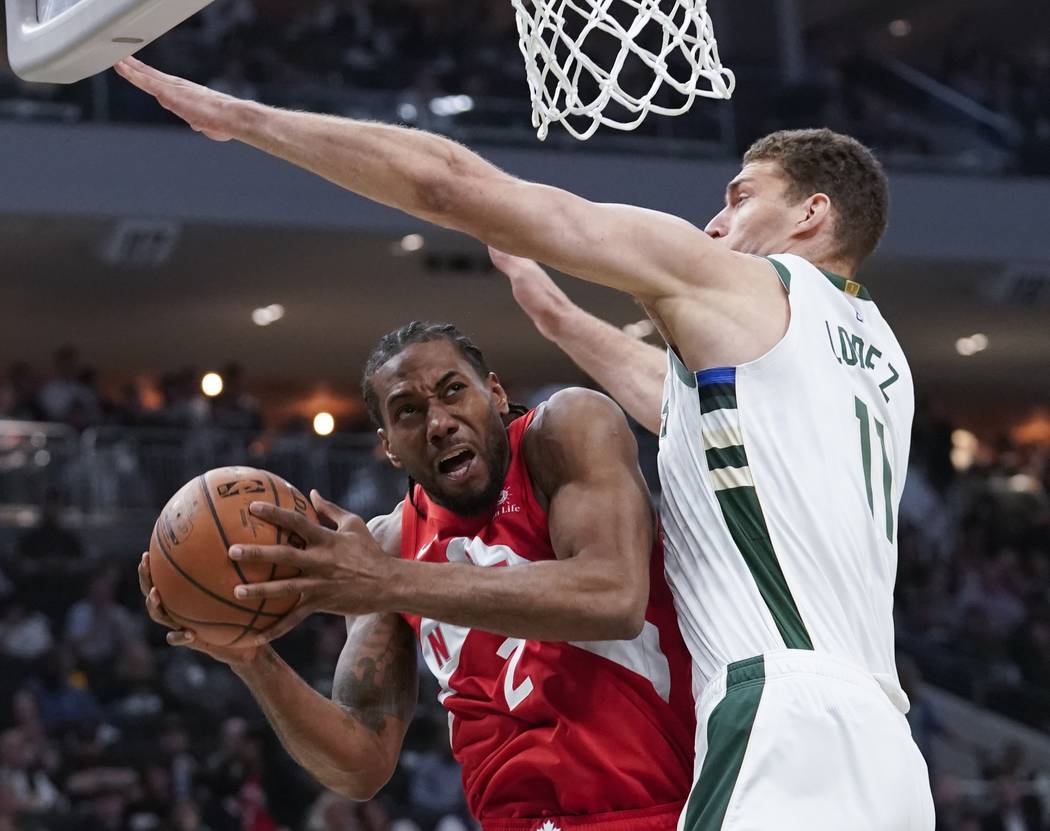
[147,466,318,647]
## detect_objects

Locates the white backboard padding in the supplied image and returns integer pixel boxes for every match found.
[7,0,215,84]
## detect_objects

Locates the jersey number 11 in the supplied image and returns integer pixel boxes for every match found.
[854,396,894,543]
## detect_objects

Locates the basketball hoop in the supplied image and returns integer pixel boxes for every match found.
[510,0,735,140]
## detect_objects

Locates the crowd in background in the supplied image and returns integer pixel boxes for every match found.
[0,544,469,831]
[0,346,263,435]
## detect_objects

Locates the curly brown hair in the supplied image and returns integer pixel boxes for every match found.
[743,128,889,267]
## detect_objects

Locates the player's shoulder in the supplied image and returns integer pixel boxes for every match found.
[367,501,405,556]
[528,387,627,441]
[533,386,621,432]
[523,388,634,486]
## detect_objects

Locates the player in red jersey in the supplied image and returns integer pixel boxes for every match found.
[139,321,695,830]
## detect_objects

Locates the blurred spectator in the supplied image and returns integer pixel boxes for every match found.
[401,723,470,831]
[14,486,88,622]
[0,363,46,422]
[156,718,198,801]
[171,798,214,831]
[80,788,129,831]
[26,647,102,733]
[980,775,1045,831]
[204,718,281,831]
[15,486,84,565]
[0,727,66,816]
[103,638,166,727]
[210,363,261,433]
[158,368,212,430]
[124,762,174,831]
[38,346,102,427]
[64,567,141,676]
[0,599,54,664]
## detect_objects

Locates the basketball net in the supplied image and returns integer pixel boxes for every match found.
[510,0,735,140]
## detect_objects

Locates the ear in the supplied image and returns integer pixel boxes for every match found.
[796,192,833,236]
[487,372,510,416]
[378,428,403,469]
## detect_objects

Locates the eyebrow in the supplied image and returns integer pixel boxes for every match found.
[725,177,754,203]
[385,370,461,408]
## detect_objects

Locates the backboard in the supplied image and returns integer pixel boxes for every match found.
[6,0,214,84]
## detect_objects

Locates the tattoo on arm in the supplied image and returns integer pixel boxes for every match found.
[332,612,418,736]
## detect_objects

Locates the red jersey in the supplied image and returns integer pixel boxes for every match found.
[400,409,695,827]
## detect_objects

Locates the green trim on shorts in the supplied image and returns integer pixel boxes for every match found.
[681,656,766,831]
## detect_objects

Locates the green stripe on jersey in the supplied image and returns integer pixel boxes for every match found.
[706,444,749,471]
[681,656,765,831]
[696,368,812,651]
[716,486,813,650]
[699,383,738,414]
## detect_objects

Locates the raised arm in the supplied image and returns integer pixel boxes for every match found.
[490,248,667,434]
[113,58,765,309]
[234,391,653,642]
[139,511,417,801]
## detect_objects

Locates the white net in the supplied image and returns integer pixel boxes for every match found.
[510,0,735,140]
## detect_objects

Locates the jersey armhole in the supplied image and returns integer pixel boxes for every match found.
[763,255,792,294]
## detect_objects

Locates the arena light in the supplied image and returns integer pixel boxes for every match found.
[252,303,285,326]
[313,412,335,437]
[888,19,912,38]
[201,372,223,397]
[955,333,989,356]
[950,429,977,471]
[400,234,425,252]
[429,95,474,117]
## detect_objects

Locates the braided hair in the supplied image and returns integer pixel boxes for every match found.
[362,321,529,512]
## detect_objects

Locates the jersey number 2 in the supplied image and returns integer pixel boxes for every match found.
[496,638,534,711]
[854,396,894,543]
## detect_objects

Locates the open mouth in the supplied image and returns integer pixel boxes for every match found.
[437,448,476,481]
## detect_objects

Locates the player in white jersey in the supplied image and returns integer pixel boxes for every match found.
[491,136,935,829]
[117,60,932,828]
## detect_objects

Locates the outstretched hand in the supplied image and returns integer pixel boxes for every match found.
[488,247,574,341]
[114,57,240,141]
[226,491,395,646]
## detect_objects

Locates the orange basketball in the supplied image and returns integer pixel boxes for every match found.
[147,466,318,647]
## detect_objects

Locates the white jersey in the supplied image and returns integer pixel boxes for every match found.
[658,253,914,708]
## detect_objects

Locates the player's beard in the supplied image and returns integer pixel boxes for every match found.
[420,408,509,517]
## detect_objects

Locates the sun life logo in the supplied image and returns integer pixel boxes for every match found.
[494,488,521,517]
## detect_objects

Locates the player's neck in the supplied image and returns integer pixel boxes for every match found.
[782,238,856,279]
[812,256,855,279]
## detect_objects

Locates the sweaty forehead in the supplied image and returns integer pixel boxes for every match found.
[373,340,477,397]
